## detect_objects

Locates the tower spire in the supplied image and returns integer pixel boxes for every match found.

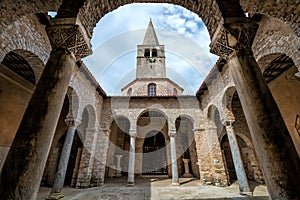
[142,19,160,45]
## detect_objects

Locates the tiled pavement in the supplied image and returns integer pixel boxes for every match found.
[38,177,269,200]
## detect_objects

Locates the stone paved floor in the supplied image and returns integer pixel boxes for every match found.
[37,177,270,200]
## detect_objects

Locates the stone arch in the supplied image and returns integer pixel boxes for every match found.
[175,115,199,178]
[207,104,221,127]
[239,2,300,37]
[137,108,169,122]
[0,14,51,65]
[221,86,237,121]
[253,15,300,70]
[77,1,227,41]
[257,53,297,82]
[83,104,96,129]
[109,115,131,135]
[106,116,131,178]
[1,50,45,85]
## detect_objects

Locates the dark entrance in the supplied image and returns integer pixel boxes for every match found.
[221,135,237,184]
[142,131,167,175]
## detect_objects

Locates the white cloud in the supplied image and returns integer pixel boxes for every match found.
[83,3,219,95]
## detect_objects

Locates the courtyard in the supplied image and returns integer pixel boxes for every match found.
[38,177,269,200]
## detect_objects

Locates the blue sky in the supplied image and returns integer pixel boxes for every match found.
[52,3,219,95]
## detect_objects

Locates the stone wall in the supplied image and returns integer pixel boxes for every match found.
[122,78,183,96]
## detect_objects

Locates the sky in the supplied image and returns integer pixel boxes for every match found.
[52,3,219,95]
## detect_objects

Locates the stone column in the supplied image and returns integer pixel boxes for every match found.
[115,155,123,177]
[0,48,76,199]
[47,119,78,200]
[127,129,136,186]
[224,120,251,195]
[182,159,192,178]
[169,129,180,186]
[211,20,300,199]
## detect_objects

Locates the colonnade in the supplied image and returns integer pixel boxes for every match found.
[0,14,299,200]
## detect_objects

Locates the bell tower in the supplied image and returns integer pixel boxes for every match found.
[136,19,166,78]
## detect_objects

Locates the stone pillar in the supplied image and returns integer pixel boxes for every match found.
[0,48,76,199]
[92,127,110,186]
[224,120,252,195]
[76,127,97,188]
[115,155,123,177]
[47,119,78,200]
[127,129,136,186]
[169,129,180,186]
[211,20,300,199]
[193,128,209,183]
[182,159,192,178]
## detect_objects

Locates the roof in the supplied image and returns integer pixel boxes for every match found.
[121,78,184,92]
[196,58,227,98]
[142,19,160,46]
[76,60,107,98]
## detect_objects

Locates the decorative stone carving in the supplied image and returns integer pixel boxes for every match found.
[210,19,258,58]
[129,129,137,138]
[46,18,92,60]
[222,120,235,127]
[168,129,177,137]
[64,117,80,128]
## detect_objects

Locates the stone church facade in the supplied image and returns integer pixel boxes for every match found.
[0,1,299,200]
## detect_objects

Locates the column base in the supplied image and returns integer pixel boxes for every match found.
[182,173,193,178]
[46,192,64,200]
[240,189,253,196]
[171,182,180,186]
[127,182,135,187]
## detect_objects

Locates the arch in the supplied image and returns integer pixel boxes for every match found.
[106,115,131,178]
[207,104,221,126]
[148,83,156,96]
[81,104,96,129]
[144,48,150,57]
[109,115,131,134]
[239,3,300,37]
[127,87,132,96]
[151,49,157,57]
[253,15,300,69]
[257,53,296,83]
[137,108,168,122]
[77,1,227,41]
[175,115,199,178]
[1,51,36,85]
[221,86,237,120]
[142,131,168,175]
[173,88,178,96]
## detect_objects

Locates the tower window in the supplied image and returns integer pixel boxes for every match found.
[148,83,156,96]
[144,49,150,57]
[152,49,157,57]
[127,88,132,96]
[173,88,178,96]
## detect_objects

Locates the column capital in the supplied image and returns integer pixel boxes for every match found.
[168,129,177,137]
[129,129,137,138]
[46,18,92,60]
[222,120,235,127]
[64,117,80,128]
[210,18,258,58]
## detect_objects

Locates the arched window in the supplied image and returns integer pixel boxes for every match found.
[127,88,132,96]
[144,49,150,57]
[148,83,156,96]
[173,88,178,96]
[152,49,157,57]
